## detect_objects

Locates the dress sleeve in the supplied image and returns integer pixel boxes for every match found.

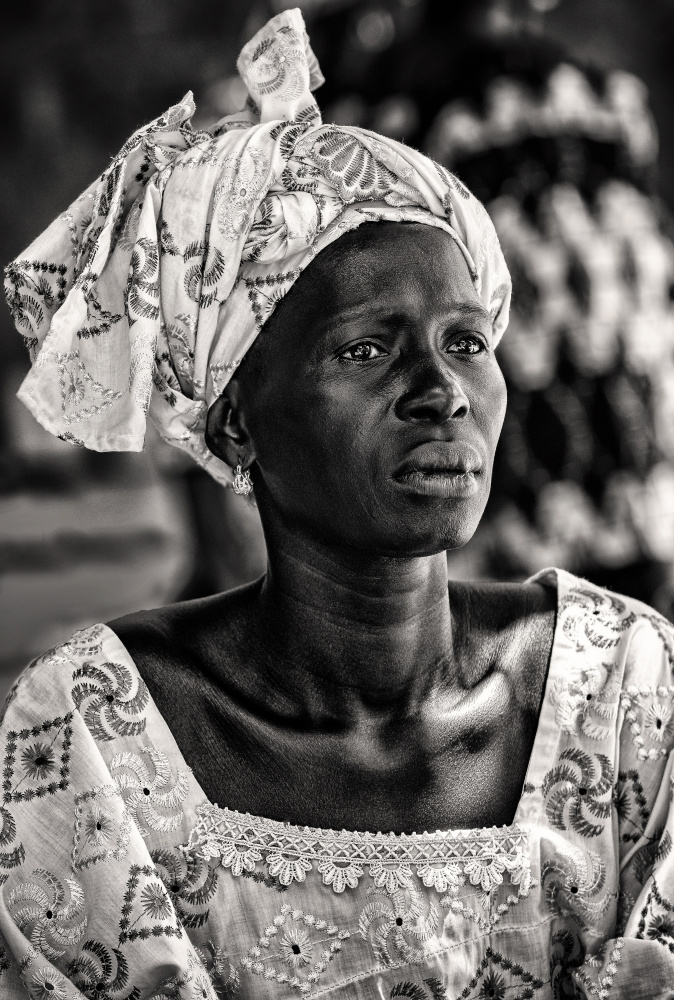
[602,611,674,995]
[0,644,87,998]
[0,627,207,999]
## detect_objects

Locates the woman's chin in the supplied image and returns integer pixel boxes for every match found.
[355,513,482,558]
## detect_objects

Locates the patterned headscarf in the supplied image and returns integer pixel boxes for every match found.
[4,8,511,486]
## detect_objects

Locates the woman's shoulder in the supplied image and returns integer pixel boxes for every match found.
[1,622,137,732]
[547,567,674,691]
[107,577,262,680]
[104,580,264,742]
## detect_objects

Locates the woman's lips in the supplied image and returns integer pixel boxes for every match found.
[391,441,483,498]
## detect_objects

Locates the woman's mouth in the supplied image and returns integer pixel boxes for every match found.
[392,468,480,498]
[391,441,483,497]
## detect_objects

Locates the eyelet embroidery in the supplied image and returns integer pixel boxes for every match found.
[110,748,189,835]
[619,686,674,761]
[240,904,350,994]
[185,804,534,898]
[359,884,438,967]
[71,784,131,872]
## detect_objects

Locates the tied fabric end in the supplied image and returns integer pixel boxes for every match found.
[237,7,324,125]
[16,375,148,454]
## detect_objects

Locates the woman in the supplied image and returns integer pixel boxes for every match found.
[2,10,674,998]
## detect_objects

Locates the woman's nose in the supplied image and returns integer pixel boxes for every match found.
[394,363,470,424]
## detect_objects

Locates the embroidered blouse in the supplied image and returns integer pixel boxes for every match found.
[1,568,674,1000]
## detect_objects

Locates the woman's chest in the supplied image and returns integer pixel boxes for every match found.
[179,694,538,834]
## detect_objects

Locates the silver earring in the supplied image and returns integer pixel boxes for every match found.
[233,462,253,496]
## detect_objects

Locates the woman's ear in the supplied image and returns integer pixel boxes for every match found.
[205,380,255,469]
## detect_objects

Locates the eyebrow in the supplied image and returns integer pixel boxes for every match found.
[320,301,492,334]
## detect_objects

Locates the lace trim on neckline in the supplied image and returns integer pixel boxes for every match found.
[184,803,534,896]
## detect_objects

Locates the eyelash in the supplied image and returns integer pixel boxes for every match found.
[338,342,387,363]
[338,334,486,363]
[446,335,486,355]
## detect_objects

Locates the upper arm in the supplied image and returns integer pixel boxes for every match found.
[613,613,674,943]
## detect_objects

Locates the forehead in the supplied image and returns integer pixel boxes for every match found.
[280,222,483,330]
[318,222,478,305]
[241,223,487,380]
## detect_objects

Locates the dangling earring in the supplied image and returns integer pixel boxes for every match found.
[233,460,253,496]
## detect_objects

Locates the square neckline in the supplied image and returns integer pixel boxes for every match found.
[102,566,566,844]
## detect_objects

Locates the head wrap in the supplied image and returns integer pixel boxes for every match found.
[4,8,511,486]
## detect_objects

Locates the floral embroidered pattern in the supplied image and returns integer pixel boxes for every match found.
[615,769,650,844]
[110,747,189,835]
[127,238,160,324]
[441,889,523,934]
[182,238,227,309]
[559,586,638,652]
[186,804,533,898]
[7,869,87,961]
[389,979,448,1000]
[118,864,183,946]
[2,713,73,804]
[573,937,624,999]
[279,927,313,968]
[549,660,620,740]
[213,147,269,243]
[194,942,240,999]
[151,847,220,929]
[308,128,407,205]
[359,884,438,966]
[71,659,148,742]
[20,743,55,782]
[542,748,613,837]
[0,806,24,875]
[244,271,301,329]
[619,685,674,761]
[541,841,612,930]
[241,22,311,104]
[29,966,72,1000]
[628,827,672,888]
[71,785,131,872]
[4,259,67,342]
[458,947,544,1000]
[67,939,140,1000]
[55,352,122,425]
[240,903,349,994]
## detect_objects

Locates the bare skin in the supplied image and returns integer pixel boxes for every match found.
[111,223,556,835]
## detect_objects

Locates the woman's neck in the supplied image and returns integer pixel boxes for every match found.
[251,532,457,721]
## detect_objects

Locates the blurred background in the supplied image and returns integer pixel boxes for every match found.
[3,0,674,700]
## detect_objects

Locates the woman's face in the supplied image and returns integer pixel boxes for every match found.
[223,222,507,556]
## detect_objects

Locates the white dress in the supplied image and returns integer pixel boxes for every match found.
[0,568,673,999]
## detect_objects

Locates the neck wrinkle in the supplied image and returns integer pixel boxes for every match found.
[250,537,457,718]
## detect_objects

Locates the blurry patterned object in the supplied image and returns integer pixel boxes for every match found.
[423,36,674,609]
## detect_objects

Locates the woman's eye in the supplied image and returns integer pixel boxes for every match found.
[446,335,485,355]
[339,342,387,362]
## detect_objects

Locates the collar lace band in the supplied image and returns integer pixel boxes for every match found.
[185,803,535,896]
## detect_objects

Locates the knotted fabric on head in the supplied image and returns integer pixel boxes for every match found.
[4,8,511,486]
